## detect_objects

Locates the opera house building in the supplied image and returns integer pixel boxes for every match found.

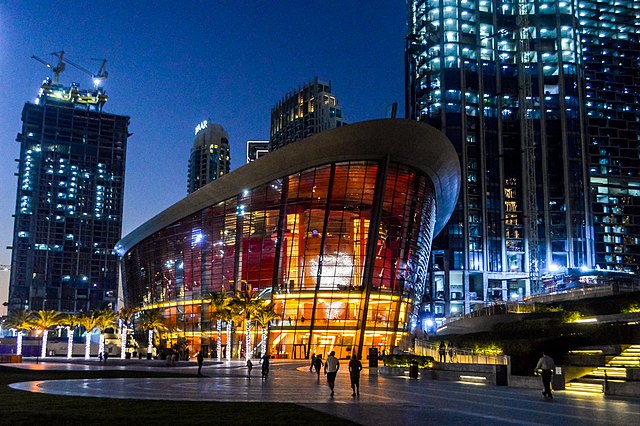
[116,119,460,359]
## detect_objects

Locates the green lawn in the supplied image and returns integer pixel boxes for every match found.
[0,365,357,425]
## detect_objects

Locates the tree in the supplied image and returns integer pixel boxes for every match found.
[4,310,34,356]
[138,309,167,359]
[253,302,277,357]
[30,310,63,358]
[76,311,100,359]
[231,288,264,360]
[59,314,79,359]
[118,307,137,359]
[95,309,118,358]
[205,291,233,361]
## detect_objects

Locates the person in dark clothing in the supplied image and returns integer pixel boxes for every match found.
[197,350,204,376]
[310,353,316,372]
[103,351,108,364]
[438,341,446,363]
[348,354,363,397]
[313,354,323,381]
[261,354,270,380]
[535,352,556,399]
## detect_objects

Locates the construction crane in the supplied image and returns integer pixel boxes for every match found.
[31,51,66,83]
[52,51,108,90]
[517,0,540,294]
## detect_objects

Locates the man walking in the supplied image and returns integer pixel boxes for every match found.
[535,351,556,399]
[324,350,340,397]
[348,354,363,397]
[197,350,204,376]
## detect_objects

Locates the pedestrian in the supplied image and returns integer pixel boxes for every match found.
[98,352,103,362]
[197,350,204,376]
[348,354,363,397]
[438,341,446,363]
[288,316,292,326]
[261,354,270,380]
[310,353,316,372]
[448,344,455,363]
[246,358,253,378]
[103,351,108,364]
[313,354,323,381]
[324,350,340,397]
[535,351,556,400]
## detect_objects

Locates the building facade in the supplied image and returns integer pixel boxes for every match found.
[246,140,269,163]
[9,78,129,312]
[117,120,460,358]
[406,0,594,318]
[581,0,640,273]
[188,120,230,194]
[270,77,346,151]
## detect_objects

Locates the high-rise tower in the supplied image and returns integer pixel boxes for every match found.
[9,77,129,312]
[270,77,346,151]
[581,0,640,273]
[406,0,593,317]
[187,120,230,194]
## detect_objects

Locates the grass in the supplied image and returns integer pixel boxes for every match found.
[0,365,357,425]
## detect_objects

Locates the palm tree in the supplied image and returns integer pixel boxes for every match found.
[95,309,118,358]
[59,314,79,359]
[232,288,264,361]
[205,291,233,361]
[76,311,100,359]
[30,310,63,358]
[4,310,34,356]
[253,302,277,357]
[118,307,137,359]
[138,309,167,359]
[219,304,237,361]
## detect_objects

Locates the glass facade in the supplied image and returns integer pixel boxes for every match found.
[406,0,595,318]
[123,160,437,359]
[581,0,640,272]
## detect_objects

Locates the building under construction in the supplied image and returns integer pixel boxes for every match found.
[8,52,130,312]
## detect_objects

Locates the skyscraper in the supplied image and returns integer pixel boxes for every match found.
[270,77,346,151]
[8,77,129,312]
[581,0,640,273]
[246,140,269,163]
[406,0,594,317]
[187,120,230,194]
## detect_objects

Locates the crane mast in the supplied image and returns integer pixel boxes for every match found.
[517,0,539,294]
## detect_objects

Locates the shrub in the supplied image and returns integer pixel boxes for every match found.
[382,354,434,369]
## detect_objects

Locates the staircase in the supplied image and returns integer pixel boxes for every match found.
[565,345,640,394]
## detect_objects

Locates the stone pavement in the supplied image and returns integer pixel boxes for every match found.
[7,359,640,425]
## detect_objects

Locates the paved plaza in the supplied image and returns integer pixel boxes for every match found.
[7,359,640,425]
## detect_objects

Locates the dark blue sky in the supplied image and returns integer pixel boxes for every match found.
[0,1,407,274]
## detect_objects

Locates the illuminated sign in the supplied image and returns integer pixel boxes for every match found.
[195,120,209,135]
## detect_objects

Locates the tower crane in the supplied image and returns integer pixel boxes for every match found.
[31,51,66,83]
[52,51,108,90]
[517,0,540,294]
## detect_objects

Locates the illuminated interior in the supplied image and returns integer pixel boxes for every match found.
[123,160,437,358]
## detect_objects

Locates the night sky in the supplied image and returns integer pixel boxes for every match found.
[0,1,407,308]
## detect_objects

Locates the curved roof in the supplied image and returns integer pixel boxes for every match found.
[117,119,460,255]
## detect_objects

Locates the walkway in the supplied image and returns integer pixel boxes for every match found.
[7,359,640,425]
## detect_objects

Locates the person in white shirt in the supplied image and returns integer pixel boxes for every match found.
[535,352,556,399]
[324,351,340,397]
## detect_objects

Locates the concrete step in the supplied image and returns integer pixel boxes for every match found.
[566,381,603,393]
[590,366,627,379]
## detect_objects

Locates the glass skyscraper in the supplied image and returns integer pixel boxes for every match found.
[8,78,129,312]
[187,120,231,194]
[581,0,640,273]
[405,0,614,318]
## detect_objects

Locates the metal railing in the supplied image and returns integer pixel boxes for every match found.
[414,339,509,365]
